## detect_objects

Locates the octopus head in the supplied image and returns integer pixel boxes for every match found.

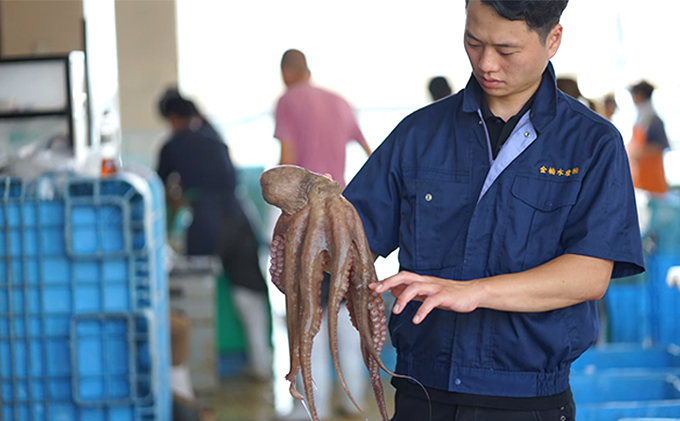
[260,165,341,215]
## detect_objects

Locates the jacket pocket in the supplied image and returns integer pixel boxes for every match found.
[511,176,580,211]
[402,169,470,270]
[507,175,582,271]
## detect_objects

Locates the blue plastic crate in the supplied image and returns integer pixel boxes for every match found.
[0,171,170,421]
[604,277,651,344]
[571,346,680,420]
[646,194,680,256]
[572,345,680,373]
[572,370,680,421]
[645,254,680,345]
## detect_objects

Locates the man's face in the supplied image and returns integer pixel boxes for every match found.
[464,0,562,105]
[631,92,645,106]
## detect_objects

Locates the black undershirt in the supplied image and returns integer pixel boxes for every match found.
[482,93,536,159]
[390,93,572,411]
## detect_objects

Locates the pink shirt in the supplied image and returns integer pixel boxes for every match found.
[274,81,368,188]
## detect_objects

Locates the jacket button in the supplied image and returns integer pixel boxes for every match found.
[454,378,462,385]
[425,193,433,202]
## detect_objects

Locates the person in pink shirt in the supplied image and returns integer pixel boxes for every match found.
[273,49,371,421]
[274,48,371,188]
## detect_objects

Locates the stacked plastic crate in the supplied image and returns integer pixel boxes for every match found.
[603,192,680,345]
[571,192,680,420]
[645,193,680,345]
[0,171,170,421]
[571,345,680,420]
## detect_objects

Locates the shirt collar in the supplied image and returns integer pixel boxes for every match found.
[463,62,558,132]
[480,90,536,123]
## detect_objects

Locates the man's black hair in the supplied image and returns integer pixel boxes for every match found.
[465,0,569,42]
[158,88,197,119]
[630,81,655,101]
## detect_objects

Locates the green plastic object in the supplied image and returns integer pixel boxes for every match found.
[216,272,246,353]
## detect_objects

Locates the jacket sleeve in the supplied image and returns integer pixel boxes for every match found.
[561,134,645,278]
[344,126,404,257]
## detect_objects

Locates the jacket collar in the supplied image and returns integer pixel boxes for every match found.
[462,62,558,133]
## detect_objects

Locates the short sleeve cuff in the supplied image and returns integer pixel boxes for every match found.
[563,245,645,279]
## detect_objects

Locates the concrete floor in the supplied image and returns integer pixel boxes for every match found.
[199,376,396,421]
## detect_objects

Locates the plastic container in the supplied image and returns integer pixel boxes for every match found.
[604,275,651,344]
[645,254,680,345]
[169,256,219,390]
[0,171,170,421]
[572,344,680,373]
[572,346,680,421]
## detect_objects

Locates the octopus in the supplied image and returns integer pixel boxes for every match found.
[260,165,394,421]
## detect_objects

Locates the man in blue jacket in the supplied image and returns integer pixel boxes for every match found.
[343,1,645,420]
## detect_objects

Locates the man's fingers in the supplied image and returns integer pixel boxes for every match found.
[393,283,433,314]
[391,285,407,299]
[413,296,442,324]
[371,271,418,293]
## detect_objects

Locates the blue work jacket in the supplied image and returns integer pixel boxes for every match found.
[344,63,645,398]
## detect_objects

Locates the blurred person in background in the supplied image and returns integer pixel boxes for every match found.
[627,80,669,195]
[602,93,617,121]
[273,49,371,421]
[428,76,454,102]
[557,76,596,111]
[276,49,371,187]
[158,89,273,381]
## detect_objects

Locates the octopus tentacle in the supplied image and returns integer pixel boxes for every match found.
[348,211,393,421]
[297,214,328,421]
[269,233,286,294]
[282,211,309,400]
[327,228,364,416]
[346,248,390,421]
[348,218,392,374]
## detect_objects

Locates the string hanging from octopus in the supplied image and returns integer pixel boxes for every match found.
[261,165,428,421]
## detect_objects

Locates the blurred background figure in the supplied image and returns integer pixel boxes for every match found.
[276,48,371,187]
[157,89,273,382]
[157,88,234,257]
[603,93,618,121]
[557,76,596,111]
[427,76,453,102]
[273,49,371,421]
[627,80,669,195]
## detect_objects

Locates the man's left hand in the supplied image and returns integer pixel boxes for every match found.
[369,271,483,324]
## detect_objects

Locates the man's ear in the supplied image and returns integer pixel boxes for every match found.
[547,24,563,59]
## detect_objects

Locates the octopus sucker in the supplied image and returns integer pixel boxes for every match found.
[261,165,400,421]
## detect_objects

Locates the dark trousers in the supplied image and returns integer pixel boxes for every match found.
[391,389,576,421]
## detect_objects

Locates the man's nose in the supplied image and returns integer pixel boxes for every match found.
[479,48,500,73]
